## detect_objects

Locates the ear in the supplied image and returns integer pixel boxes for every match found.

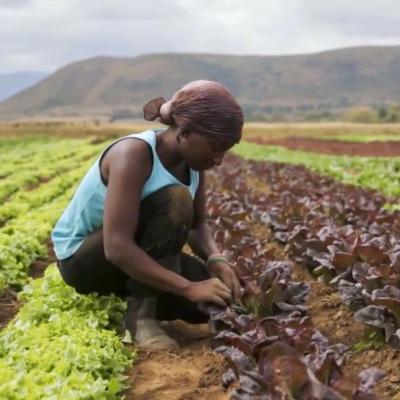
[180,128,190,138]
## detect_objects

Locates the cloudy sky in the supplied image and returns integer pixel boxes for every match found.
[1,0,399,73]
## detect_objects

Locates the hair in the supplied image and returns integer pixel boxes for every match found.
[143,80,243,147]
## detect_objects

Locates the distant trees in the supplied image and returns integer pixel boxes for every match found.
[343,105,400,123]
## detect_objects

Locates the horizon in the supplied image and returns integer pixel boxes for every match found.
[3,43,400,75]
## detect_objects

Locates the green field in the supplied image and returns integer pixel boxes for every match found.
[234,141,400,199]
[0,123,399,398]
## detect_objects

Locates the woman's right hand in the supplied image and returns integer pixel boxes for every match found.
[183,278,232,307]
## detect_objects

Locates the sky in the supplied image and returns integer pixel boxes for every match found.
[1,0,399,74]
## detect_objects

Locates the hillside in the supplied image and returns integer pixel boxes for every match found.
[0,46,399,119]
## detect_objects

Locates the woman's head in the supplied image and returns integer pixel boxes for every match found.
[143,80,244,151]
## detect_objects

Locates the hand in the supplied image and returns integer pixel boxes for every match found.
[182,278,232,307]
[208,261,242,302]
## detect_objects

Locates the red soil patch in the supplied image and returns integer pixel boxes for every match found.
[246,136,400,157]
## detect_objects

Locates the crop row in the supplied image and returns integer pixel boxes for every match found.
[0,181,77,292]
[0,138,89,178]
[217,154,400,349]
[234,142,400,198]
[0,136,61,164]
[0,265,134,399]
[0,145,107,226]
[201,166,382,399]
[0,140,107,203]
[0,149,108,292]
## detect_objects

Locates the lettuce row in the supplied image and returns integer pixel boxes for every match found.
[0,140,105,203]
[0,265,134,399]
[0,183,78,292]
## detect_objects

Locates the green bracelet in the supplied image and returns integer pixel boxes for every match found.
[206,254,228,267]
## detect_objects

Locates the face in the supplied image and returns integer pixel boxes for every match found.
[178,130,234,171]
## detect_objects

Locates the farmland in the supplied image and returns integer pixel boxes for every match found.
[0,122,399,399]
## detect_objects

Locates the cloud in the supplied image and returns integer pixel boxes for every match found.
[77,0,188,21]
[0,0,32,7]
[0,0,399,73]
[299,0,400,38]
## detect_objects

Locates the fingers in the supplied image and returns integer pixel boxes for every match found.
[210,295,227,308]
[213,279,232,301]
[214,278,230,293]
[214,273,242,303]
[207,278,231,304]
[232,280,242,302]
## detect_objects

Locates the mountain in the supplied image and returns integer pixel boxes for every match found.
[0,46,399,119]
[0,71,48,102]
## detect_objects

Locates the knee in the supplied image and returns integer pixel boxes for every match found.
[137,185,194,254]
[162,185,193,227]
[144,185,193,229]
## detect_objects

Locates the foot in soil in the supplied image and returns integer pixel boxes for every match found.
[124,320,230,400]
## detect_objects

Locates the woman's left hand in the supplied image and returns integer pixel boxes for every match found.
[207,261,242,303]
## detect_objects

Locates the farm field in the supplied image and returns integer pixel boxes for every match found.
[0,122,399,399]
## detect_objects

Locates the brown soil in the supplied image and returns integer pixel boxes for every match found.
[30,238,56,278]
[124,321,230,400]
[0,289,18,330]
[0,238,56,332]
[246,136,400,157]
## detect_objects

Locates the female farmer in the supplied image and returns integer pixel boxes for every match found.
[51,80,244,351]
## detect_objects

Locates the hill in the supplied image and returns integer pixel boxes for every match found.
[1,46,399,119]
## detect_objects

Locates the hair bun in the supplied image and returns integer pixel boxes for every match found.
[143,97,166,121]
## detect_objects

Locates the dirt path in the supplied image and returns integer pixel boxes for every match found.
[124,321,230,400]
[246,136,400,157]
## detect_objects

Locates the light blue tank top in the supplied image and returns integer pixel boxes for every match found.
[51,129,200,260]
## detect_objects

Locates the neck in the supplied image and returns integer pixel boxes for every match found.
[156,127,184,168]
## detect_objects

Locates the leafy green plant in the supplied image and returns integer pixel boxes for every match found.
[0,265,134,399]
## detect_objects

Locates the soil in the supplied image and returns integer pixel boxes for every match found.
[246,136,400,157]
[0,289,18,330]
[124,321,230,400]
[29,237,56,278]
[0,238,56,332]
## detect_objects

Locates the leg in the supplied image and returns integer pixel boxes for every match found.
[58,228,129,296]
[57,184,193,296]
[58,185,202,350]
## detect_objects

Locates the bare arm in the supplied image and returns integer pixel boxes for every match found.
[102,141,231,306]
[188,171,242,301]
[103,140,190,295]
[187,172,220,260]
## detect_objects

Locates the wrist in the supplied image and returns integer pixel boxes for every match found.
[206,253,229,269]
[177,280,194,300]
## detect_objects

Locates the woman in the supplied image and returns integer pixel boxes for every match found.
[51,80,244,351]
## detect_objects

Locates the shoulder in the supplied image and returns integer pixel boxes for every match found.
[103,137,153,183]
